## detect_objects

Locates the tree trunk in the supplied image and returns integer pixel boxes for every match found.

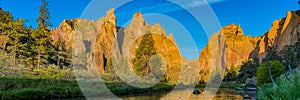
[268,63,277,88]
[13,46,16,67]
[57,56,61,69]
[30,61,33,69]
[37,50,40,70]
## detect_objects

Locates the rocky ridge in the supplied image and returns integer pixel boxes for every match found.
[51,9,300,82]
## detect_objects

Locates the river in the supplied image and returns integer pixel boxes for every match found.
[116,88,255,100]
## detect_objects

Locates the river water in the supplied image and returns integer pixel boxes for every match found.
[117,88,255,100]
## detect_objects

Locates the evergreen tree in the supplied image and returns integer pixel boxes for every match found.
[2,19,29,67]
[26,28,38,69]
[223,64,240,82]
[37,0,51,31]
[132,34,157,76]
[236,59,259,83]
[0,8,13,50]
[52,38,70,69]
[33,0,53,70]
[0,8,13,25]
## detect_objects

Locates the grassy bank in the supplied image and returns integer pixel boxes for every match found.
[0,77,82,99]
[0,77,177,99]
[0,66,245,99]
[195,82,245,89]
[0,77,245,99]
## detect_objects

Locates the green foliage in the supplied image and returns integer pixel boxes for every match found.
[0,8,13,24]
[223,64,240,82]
[37,0,52,31]
[102,58,120,81]
[282,36,300,69]
[256,60,285,86]
[198,69,209,83]
[0,6,56,69]
[29,66,74,79]
[0,1,69,69]
[0,2,69,70]
[9,88,57,99]
[28,0,57,70]
[0,50,10,68]
[0,77,82,99]
[258,69,300,99]
[237,59,259,83]
[133,34,157,76]
[51,38,71,69]
[0,77,177,99]
[105,57,114,73]
[263,47,283,63]
[1,18,31,67]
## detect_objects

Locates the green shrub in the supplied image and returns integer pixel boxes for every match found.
[256,60,285,86]
[1,88,57,99]
[237,59,259,83]
[223,64,240,82]
[258,69,300,99]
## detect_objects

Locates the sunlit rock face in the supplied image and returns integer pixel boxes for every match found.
[51,8,300,82]
[51,8,117,74]
[199,24,260,82]
[124,12,181,82]
[199,11,300,82]
[254,11,300,62]
[51,10,182,81]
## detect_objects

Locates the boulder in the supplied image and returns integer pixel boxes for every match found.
[192,90,201,94]
[245,78,256,88]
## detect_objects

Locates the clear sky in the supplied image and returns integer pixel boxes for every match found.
[0,0,298,59]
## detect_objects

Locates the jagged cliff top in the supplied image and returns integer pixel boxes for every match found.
[222,24,244,36]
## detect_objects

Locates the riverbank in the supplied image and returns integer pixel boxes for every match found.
[0,77,176,99]
[0,77,247,99]
[0,66,247,99]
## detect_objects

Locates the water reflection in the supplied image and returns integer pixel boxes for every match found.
[121,88,247,100]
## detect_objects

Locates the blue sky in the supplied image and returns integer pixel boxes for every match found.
[0,0,298,59]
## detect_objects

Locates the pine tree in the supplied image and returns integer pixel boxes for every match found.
[52,38,70,69]
[0,8,13,50]
[132,34,157,76]
[37,0,51,31]
[26,28,38,69]
[2,19,28,67]
[33,0,53,70]
[0,8,13,25]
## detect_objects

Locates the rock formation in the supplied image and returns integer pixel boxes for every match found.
[51,9,117,74]
[51,10,181,81]
[253,11,300,61]
[199,11,300,82]
[199,24,260,82]
[124,12,181,81]
[51,8,300,82]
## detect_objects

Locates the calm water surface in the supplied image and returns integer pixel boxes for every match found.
[118,88,253,100]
